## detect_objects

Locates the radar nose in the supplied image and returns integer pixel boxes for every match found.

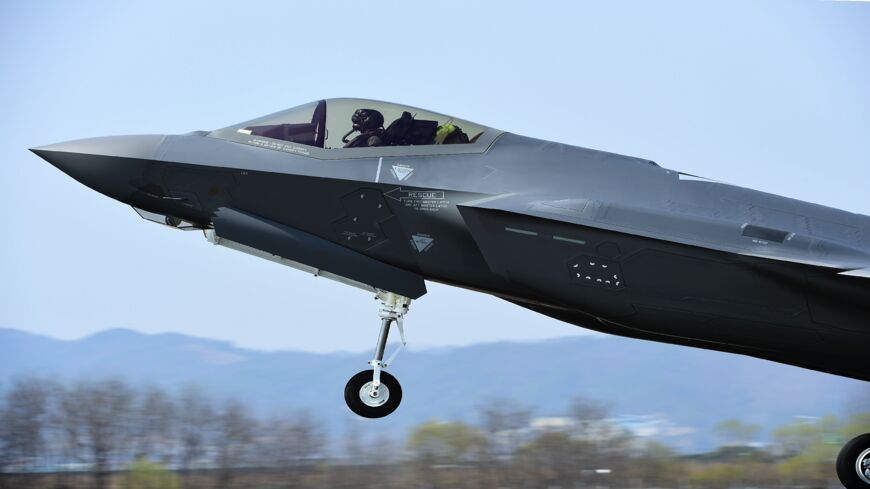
[30,135,165,202]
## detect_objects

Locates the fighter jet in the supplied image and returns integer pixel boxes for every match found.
[31,98,870,487]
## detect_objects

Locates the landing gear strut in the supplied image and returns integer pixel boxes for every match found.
[344,291,410,418]
[838,433,870,489]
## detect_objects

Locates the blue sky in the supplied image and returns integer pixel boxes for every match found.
[1,1,868,352]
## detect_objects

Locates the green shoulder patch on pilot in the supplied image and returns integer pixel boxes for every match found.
[434,124,470,144]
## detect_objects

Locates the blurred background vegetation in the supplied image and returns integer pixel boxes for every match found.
[1,377,867,489]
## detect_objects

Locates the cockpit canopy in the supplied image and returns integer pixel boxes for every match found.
[208,99,494,156]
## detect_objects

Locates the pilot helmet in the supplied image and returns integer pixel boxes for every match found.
[351,109,385,133]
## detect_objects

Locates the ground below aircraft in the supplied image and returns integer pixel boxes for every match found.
[31,98,870,487]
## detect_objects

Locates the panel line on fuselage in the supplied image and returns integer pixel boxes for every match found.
[375,156,383,183]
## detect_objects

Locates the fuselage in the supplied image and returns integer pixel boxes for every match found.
[32,107,870,382]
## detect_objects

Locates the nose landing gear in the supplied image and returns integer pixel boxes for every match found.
[344,291,410,418]
[837,433,870,489]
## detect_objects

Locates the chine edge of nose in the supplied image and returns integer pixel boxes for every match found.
[29,146,49,157]
[28,134,168,162]
[29,146,66,169]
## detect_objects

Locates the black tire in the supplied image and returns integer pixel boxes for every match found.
[837,433,870,489]
[344,370,402,418]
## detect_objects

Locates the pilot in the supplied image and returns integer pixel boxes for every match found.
[342,109,386,148]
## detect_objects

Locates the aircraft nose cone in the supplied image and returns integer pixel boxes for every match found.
[31,135,165,202]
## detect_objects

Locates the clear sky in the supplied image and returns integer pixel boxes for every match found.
[1,1,868,352]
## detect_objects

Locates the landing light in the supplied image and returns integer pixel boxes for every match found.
[133,207,199,230]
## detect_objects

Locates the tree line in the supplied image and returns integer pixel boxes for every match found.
[0,378,324,489]
[0,376,868,489]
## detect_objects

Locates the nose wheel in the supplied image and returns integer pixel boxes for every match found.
[344,291,410,418]
[344,370,402,418]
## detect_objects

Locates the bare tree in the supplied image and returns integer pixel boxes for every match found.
[569,395,614,460]
[132,385,176,464]
[479,397,532,456]
[569,396,612,426]
[0,378,50,482]
[53,379,135,489]
[476,397,532,488]
[254,412,327,489]
[54,383,85,483]
[265,412,325,467]
[215,398,256,488]
[176,386,214,472]
[568,396,629,481]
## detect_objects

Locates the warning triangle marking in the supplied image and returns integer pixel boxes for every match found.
[391,165,414,181]
[411,235,434,252]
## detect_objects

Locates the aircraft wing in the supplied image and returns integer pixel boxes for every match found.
[457,193,870,274]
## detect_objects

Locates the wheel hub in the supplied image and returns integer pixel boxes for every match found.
[858,448,870,484]
[359,381,390,407]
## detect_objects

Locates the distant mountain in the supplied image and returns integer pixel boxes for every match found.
[0,328,865,451]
